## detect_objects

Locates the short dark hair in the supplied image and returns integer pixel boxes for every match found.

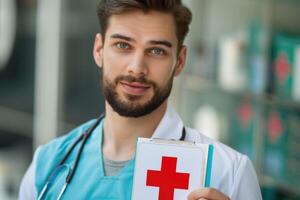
[97,0,192,49]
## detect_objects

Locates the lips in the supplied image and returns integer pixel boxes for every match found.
[120,81,151,96]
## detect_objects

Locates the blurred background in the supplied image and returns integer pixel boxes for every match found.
[0,0,299,199]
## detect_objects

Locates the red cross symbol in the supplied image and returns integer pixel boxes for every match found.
[146,156,190,200]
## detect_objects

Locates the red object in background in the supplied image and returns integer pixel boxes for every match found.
[267,112,283,144]
[146,156,190,200]
[237,101,253,128]
[275,53,291,82]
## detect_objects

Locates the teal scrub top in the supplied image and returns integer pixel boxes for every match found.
[35,119,134,200]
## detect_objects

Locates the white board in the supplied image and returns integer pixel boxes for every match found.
[132,138,214,200]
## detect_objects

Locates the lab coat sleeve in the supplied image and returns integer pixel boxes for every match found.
[18,148,39,200]
[230,155,262,200]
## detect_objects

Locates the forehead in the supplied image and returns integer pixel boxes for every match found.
[105,10,178,45]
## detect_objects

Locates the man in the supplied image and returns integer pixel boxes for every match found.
[19,0,262,199]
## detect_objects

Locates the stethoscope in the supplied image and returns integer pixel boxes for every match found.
[37,113,186,200]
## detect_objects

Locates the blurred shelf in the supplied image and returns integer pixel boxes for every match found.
[0,105,80,141]
[181,73,300,110]
[0,106,33,139]
[261,174,300,196]
[180,0,300,198]
[180,72,300,195]
[274,0,300,4]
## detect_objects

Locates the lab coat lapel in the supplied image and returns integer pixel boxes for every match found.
[151,104,184,140]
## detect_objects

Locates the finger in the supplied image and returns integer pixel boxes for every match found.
[188,191,209,200]
[187,194,208,200]
[188,188,230,200]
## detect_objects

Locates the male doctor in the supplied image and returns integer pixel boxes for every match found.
[19,0,262,199]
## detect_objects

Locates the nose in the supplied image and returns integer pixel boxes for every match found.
[127,51,148,77]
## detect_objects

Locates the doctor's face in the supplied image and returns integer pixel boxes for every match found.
[94,10,186,117]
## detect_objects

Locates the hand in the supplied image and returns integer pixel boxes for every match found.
[187,188,230,200]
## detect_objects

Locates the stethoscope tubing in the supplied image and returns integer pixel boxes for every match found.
[38,115,103,200]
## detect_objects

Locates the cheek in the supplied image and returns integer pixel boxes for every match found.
[150,60,175,86]
[104,46,136,70]
[103,49,117,68]
[102,50,124,79]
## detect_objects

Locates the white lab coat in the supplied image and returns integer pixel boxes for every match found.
[19,105,262,200]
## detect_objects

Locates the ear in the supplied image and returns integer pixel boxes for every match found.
[174,45,187,77]
[93,33,104,69]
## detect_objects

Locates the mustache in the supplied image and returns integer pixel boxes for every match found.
[114,75,155,86]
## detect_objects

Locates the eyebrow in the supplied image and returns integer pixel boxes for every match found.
[110,33,134,42]
[149,40,172,48]
[110,33,173,48]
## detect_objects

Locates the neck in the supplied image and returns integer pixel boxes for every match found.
[102,101,168,161]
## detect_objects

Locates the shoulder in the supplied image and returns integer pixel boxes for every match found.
[34,119,98,190]
[186,127,245,166]
[185,127,261,199]
[35,119,98,175]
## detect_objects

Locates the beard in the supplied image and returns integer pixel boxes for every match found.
[102,72,175,118]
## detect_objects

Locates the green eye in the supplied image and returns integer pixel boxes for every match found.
[116,42,129,49]
[150,47,165,55]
